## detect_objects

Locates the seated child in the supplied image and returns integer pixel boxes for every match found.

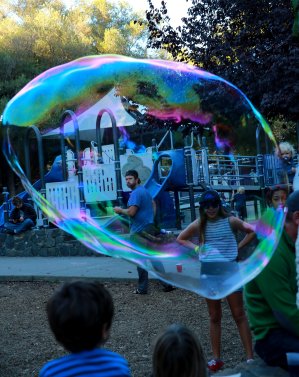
[39,281,131,377]
[152,324,207,377]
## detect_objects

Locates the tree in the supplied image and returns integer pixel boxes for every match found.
[146,0,299,126]
[0,0,148,194]
[0,0,147,113]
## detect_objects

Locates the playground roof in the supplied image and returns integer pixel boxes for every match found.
[43,89,136,141]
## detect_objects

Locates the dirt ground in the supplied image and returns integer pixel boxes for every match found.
[0,280,246,377]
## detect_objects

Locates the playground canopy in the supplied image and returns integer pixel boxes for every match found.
[43,89,136,141]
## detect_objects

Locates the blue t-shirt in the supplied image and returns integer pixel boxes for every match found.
[127,186,154,234]
[39,348,131,377]
[233,193,246,210]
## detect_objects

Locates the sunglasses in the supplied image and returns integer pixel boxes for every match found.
[201,200,220,209]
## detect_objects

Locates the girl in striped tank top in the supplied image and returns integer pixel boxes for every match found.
[177,190,255,372]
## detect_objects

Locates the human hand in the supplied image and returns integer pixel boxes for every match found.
[19,217,24,222]
[113,207,122,214]
[189,245,200,259]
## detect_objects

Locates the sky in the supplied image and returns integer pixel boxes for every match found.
[125,0,189,26]
[63,0,189,26]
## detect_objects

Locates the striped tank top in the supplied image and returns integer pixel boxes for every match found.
[201,217,238,262]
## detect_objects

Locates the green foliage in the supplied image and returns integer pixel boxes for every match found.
[146,0,299,125]
[0,0,148,106]
[270,116,297,144]
[0,96,10,117]
[0,0,149,190]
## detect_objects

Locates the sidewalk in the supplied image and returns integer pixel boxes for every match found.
[0,256,139,281]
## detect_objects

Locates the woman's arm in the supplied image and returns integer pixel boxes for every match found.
[176,219,200,250]
[229,216,256,249]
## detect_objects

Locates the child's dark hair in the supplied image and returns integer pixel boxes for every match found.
[152,324,207,377]
[12,196,23,206]
[265,184,290,207]
[47,281,114,353]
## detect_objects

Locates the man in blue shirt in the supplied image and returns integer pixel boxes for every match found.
[114,170,174,294]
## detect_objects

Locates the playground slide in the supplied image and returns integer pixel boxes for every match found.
[144,168,169,199]
[104,149,186,231]
[0,155,63,226]
[144,149,186,199]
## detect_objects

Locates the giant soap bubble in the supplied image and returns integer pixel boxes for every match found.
[1,55,287,298]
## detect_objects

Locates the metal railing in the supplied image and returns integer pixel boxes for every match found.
[195,150,291,190]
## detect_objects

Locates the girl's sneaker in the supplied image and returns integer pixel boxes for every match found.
[207,359,224,372]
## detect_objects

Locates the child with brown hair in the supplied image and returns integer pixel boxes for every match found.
[177,190,255,372]
[152,324,207,377]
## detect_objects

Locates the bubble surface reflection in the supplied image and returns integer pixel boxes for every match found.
[1,55,287,298]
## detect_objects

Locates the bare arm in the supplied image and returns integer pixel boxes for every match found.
[229,216,255,249]
[113,205,138,217]
[176,219,200,250]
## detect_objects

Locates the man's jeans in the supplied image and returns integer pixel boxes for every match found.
[4,219,35,234]
[131,233,171,293]
[136,262,169,293]
[255,328,299,371]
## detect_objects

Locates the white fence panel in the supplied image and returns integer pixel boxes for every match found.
[82,164,117,202]
[102,144,115,164]
[46,177,81,217]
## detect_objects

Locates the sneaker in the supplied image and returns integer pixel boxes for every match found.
[162,285,176,292]
[246,358,254,364]
[133,289,147,295]
[207,359,224,372]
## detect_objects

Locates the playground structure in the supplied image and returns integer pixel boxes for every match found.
[1,98,296,231]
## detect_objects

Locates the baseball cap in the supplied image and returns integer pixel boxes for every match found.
[286,190,299,212]
[199,190,221,204]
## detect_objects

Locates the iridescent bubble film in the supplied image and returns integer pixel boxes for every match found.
[1,55,287,298]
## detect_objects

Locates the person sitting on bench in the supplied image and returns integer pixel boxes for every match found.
[4,196,37,234]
